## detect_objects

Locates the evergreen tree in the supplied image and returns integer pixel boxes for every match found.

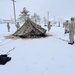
[19,7,29,22]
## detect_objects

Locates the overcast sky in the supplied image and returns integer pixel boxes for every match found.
[0,0,75,20]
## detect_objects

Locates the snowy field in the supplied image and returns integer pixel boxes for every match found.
[0,23,75,75]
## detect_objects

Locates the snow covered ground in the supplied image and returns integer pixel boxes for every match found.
[0,23,75,75]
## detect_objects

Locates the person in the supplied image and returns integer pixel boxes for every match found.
[7,22,10,32]
[63,22,65,28]
[48,21,51,32]
[58,22,60,27]
[68,17,75,45]
[64,20,69,34]
[16,22,20,30]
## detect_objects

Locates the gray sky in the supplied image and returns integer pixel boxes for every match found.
[0,0,75,20]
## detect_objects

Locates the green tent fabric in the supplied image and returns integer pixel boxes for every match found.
[13,18,46,38]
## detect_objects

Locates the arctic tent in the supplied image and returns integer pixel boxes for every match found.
[13,18,46,38]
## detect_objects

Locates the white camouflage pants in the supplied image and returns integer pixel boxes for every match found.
[69,31,74,43]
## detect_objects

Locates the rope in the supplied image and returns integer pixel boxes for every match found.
[0,40,15,46]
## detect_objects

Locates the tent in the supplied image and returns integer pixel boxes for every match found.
[13,18,46,38]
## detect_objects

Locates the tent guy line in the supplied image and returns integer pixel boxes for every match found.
[0,40,15,47]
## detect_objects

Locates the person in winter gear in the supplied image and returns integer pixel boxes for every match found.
[7,22,10,32]
[63,20,69,34]
[48,21,51,32]
[16,22,20,30]
[58,22,60,27]
[68,17,75,45]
